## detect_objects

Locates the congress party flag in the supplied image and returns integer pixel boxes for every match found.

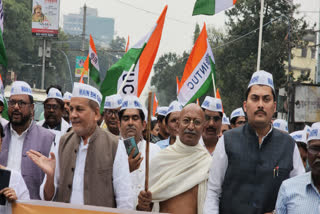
[152,93,158,116]
[193,0,237,16]
[88,35,100,85]
[177,23,216,106]
[0,0,7,68]
[100,5,167,98]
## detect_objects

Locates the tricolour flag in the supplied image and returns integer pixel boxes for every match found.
[177,23,216,106]
[176,76,180,96]
[152,93,158,116]
[0,0,7,68]
[100,5,167,98]
[88,35,100,85]
[192,0,237,16]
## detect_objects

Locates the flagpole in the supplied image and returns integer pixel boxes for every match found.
[256,0,265,71]
[212,72,216,97]
[87,69,90,84]
[117,64,135,94]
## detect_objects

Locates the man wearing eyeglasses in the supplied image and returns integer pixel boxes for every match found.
[37,87,70,144]
[136,103,212,213]
[102,94,122,136]
[204,71,305,214]
[199,96,223,156]
[0,81,55,199]
[230,107,247,128]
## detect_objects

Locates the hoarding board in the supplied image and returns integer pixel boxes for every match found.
[75,56,88,77]
[32,0,60,37]
[294,85,320,122]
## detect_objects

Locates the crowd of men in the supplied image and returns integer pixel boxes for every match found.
[0,70,319,214]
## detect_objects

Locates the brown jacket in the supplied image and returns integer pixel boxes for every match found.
[56,126,118,207]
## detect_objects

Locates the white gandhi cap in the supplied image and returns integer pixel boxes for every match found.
[72,82,102,107]
[273,119,288,133]
[247,70,275,92]
[104,94,123,109]
[63,92,72,101]
[166,101,183,116]
[201,96,223,112]
[46,88,63,101]
[10,81,32,97]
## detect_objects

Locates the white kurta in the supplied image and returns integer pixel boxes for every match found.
[118,139,161,206]
[7,125,31,173]
[0,168,30,213]
[40,137,134,209]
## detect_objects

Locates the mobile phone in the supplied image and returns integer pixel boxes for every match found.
[0,168,11,205]
[124,137,139,158]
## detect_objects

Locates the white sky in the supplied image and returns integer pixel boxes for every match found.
[60,0,319,100]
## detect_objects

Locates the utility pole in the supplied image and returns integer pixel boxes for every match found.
[41,39,46,89]
[81,4,87,53]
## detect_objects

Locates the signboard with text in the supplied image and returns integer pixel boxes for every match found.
[32,0,60,37]
[75,56,88,77]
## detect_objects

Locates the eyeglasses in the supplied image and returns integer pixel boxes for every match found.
[236,120,246,125]
[181,117,202,127]
[105,109,119,117]
[44,104,59,110]
[308,146,320,155]
[205,115,222,122]
[8,100,30,108]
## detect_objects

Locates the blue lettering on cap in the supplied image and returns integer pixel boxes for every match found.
[223,117,228,123]
[250,76,259,84]
[159,110,166,115]
[168,105,174,112]
[273,123,280,128]
[117,99,122,105]
[233,111,240,116]
[21,86,31,93]
[202,101,210,107]
[56,92,62,98]
[268,78,274,87]
[310,129,318,137]
[216,103,222,110]
[134,100,141,108]
[122,101,128,108]
[97,96,102,103]
[105,101,111,107]
[293,134,302,141]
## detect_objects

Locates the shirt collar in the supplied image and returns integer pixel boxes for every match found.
[10,120,33,137]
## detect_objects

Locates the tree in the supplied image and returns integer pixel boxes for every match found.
[193,23,200,44]
[213,0,308,115]
[151,52,189,105]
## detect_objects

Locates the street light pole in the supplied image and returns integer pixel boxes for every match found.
[41,39,46,89]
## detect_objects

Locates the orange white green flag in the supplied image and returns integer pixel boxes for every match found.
[177,23,216,106]
[152,93,158,116]
[192,0,237,16]
[100,5,167,98]
[88,35,100,85]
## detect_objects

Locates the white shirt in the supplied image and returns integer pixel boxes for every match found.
[37,118,70,146]
[0,168,30,213]
[203,132,306,214]
[40,135,134,209]
[118,139,161,206]
[7,124,31,173]
[199,137,214,156]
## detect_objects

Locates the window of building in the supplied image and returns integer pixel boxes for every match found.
[311,47,316,59]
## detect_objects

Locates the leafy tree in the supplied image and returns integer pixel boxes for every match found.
[213,0,307,115]
[193,23,200,44]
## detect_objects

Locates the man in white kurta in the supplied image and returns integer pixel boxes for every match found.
[118,96,160,207]
[27,83,134,209]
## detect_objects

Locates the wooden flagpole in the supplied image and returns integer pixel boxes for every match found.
[145,92,152,191]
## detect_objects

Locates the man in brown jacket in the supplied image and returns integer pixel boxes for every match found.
[27,83,134,209]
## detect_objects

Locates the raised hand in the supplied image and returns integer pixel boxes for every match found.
[27,150,56,178]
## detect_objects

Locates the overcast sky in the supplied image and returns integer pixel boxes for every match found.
[59,0,319,100]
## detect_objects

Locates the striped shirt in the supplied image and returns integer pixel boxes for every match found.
[276,172,320,214]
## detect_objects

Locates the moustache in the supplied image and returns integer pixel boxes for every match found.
[206,127,216,132]
[254,110,266,115]
[184,129,196,135]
